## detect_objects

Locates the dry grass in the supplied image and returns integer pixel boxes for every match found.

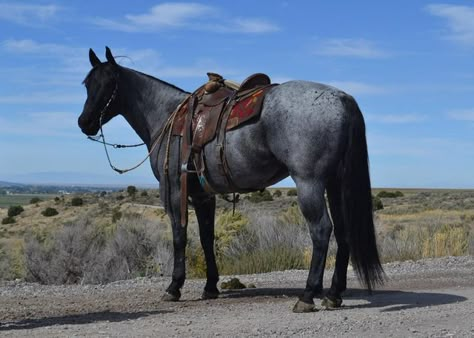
[0,188,472,283]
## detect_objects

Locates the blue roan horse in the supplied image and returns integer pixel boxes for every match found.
[78,47,384,312]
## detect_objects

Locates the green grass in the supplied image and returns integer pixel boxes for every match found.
[0,194,56,208]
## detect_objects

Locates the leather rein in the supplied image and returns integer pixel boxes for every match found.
[87,75,184,174]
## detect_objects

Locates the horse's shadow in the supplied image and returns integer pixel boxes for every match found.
[0,309,171,331]
[219,287,467,312]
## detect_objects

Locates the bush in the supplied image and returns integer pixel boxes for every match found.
[127,185,137,197]
[71,197,84,206]
[247,189,273,203]
[112,207,122,223]
[24,216,172,284]
[216,209,316,275]
[377,190,404,198]
[8,205,24,217]
[273,190,282,198]
[287,188,297,196]
[30,197,42,204]
[372,196,384,211]
[2,217,15,225]
[41,207,59,217]
[141,191,148,197]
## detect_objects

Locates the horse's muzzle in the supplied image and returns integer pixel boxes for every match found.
[78,114,99,136]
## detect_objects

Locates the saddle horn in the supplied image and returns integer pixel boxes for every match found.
[105,46,117,66]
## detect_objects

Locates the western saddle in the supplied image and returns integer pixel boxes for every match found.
[170,72,276,226]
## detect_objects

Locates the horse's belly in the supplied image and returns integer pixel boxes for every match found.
[201,135,288,193]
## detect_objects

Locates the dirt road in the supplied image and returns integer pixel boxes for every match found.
[0,256,473,337]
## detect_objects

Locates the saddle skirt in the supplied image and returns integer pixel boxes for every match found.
[171,73,274,148]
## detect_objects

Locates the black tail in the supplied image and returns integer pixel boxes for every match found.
[340,96,384,291]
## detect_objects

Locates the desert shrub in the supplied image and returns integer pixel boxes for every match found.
[217,209,313,275]
[2,216,15,225]
[25,218,105,284]
[287,188,297,196]
[0,241,25,280]
[279,204,306,226]
[41,207,59,217]
[380,223,470,262]
[273,190,282,198]
[30,197,42,204]
[372,196,384,211]
[116,195,124,201]
[71,197,84,206]
[247,189,273,203]
[112,207,122,223]
[141,190,148,197]
[215,211,249,256]
[187,211,249,278]
[421,224,469,257]
[8,205,24,217]
[24,215,172,284]
[127,185,137,198]
[377,190,404,198]
[54,197,61,203]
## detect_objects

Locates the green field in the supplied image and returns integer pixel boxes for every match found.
[0,194,56,208]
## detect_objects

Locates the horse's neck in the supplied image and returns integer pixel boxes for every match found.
[119,68,188,147]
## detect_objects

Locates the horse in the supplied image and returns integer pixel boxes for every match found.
[78,47,384,313]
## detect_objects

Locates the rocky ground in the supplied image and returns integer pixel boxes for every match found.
[0,256,473,337]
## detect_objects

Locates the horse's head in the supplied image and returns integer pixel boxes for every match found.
[78,47,121,136]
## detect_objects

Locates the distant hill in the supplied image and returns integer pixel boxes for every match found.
[0,181,25,188]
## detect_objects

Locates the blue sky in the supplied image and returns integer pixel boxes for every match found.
[0,1,473,188]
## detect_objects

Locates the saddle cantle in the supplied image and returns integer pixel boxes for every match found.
[171,72,276,226]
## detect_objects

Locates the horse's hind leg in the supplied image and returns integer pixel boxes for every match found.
[292,178,333,313]
[322,178,349,309]
[191,193,220,299]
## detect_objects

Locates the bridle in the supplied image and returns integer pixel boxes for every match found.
[87,73,184,174]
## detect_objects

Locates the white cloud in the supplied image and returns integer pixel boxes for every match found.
[447,109,474,121]
[366,113,427,124]
[92,3,279,34]
[328,81,387,95]
[426,4,474,46]
[314,38,388,58]
[0,3,60,26]
[230,18,279,33]
[126,3,214,28]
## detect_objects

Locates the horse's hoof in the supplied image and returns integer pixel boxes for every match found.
[292,299,316,313]
[321,296,342,309]
[161,291,181,302]
[201,290,219,300]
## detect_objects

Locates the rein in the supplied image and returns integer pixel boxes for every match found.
[88,76,186,174]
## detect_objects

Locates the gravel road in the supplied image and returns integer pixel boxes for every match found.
[0,256,473,337]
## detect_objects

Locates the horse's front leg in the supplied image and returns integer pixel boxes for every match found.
[191,193,219,299]
[161,184,187,302]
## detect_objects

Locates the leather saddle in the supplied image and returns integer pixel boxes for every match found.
[171,72,276,226]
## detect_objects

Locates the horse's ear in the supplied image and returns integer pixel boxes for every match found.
[89,48,101,67]
[105,46,117,66]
